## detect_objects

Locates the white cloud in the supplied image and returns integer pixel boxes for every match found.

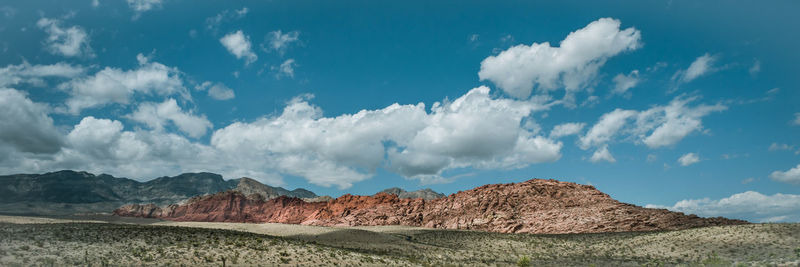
[590,145,615,163]
[211,86,560,188]
[770,164,800,184]
[579,96,725,158]
[126,0,162,12]
[56,116,255,183]
[634,96,726,148]
[611,70,639,95]
[67,116,125,158]
[769,143,794,151]
[127,99,212,138]
[677,152,700,166]
[549,122,585,138]
[647,191,800,223]
[579,108,637,149]
[793,113,800,126]
[196,81,234,100]
[0,62,85,87]
[264,30,299,55]
[478,17,641,99]
[0,88,62,154]
[0,85,563,188]
[674,53,716,84]
[749,60,761,76]
[220,30,257,65]
[388,87,561,177]
[207,83,234,100]
[36,18,93,58]
[60,54,187,114]
[205,7,248,33]
[276,59,296,78]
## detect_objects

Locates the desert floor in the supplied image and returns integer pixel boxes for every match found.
[1,214,799,266]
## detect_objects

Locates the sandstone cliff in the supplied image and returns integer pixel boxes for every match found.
[114,179,747,234]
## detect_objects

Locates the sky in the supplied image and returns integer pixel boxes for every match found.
[1,0,799,223]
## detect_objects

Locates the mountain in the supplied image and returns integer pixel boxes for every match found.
[0,170,317,215]
[114,178,747,234]
[234,177,318,200]
[378,187,445,200]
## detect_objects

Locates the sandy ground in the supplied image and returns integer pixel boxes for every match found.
[0,214,426,242]
[2,214,800,266]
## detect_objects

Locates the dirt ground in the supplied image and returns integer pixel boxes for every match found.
[1,215,799,266]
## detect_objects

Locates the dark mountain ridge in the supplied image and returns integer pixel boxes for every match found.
[0,170,317,215]
[378,187,445,200]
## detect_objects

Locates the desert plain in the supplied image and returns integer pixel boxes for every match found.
[1,215,799,266]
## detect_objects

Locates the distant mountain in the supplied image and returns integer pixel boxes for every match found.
[116,178,747,234]
[378,187,445,200]
[0,170,317,215]
[234,177,322,201]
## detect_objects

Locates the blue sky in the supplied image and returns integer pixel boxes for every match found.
[1,0,799,222]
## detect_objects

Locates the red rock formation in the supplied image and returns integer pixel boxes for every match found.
[114,179,747,234]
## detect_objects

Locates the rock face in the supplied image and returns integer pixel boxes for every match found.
[378,187,445,200]
[233,177,319,200]
[0,170,317,215]
[114,179,747,234]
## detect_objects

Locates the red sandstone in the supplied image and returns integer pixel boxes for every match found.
[114,178,746,234]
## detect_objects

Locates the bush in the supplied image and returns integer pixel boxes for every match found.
[516,256,531,267]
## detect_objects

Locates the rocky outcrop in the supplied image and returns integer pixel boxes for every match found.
[378,187,445,200]
[115,179,747,234]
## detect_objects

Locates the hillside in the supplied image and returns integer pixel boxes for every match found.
[115,178,747,234]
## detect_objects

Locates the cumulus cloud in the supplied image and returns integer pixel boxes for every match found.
[673,53,716,84]
[275,59,296,78]
[579,96,725,157]
[770,164,800,184]
[196,81,235,100]
[677,152,699,166]
[579,108,637,149]
[611,70,639,96]
[127,99,213,138]
[0,84,561,188]
[36,18,93,58]
[211,86,560,188]
[549,122,585,138]
[0,88,62,154]
[590,145,615,163]
[59,54,187,114]
[633,96,726,148]
[220,30,258,65]
[263,30,299,55]
[0,114,282,185]
[0,62,85,87]
[59,116,249,182]
[478,17,641,99]
[647,191,800,222]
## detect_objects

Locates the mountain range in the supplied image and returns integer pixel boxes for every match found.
[115,179,747,234]
[0,170,446,215]
[0,170,317,215]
